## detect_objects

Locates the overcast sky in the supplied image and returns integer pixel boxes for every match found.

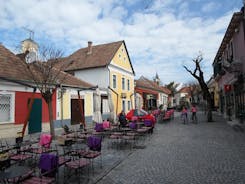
[0,0,243,85]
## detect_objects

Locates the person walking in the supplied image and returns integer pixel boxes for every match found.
[191,104,198,123]
[181,106,188,124]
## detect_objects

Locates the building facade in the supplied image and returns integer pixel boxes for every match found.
[213,9,245,119]
[57,41,135,116]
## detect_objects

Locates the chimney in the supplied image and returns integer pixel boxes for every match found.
[87,41,92,55]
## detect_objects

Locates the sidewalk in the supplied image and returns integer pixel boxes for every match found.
[0,123,51,139]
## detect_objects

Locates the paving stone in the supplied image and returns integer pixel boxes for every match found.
[96,112,245,184]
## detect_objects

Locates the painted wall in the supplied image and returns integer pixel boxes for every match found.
[15,91,56,124]
[56,89,71,121]
[84,92,93,116]
[233,21,245,71]
[158,93,168,109]
[109,43,135,114]
[111,44,134,73]
[74,68,109,89]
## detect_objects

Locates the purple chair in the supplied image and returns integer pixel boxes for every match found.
[94,123,104,132]
[87,136,102,151]
[21,153,58,184]
[144,119,153,127]
[85,136,103,170]
[129,122,137,129]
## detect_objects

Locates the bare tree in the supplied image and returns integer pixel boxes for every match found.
[22,45,69,137]
[186,81,201,104]
[183,54,213,122]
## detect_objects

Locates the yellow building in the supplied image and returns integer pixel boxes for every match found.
[207,76,219,110]
[56,40,135,121]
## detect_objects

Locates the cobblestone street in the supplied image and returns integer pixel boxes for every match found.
[97,112,245,184]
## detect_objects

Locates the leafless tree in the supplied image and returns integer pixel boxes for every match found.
[183,54,213,122]
[185,81,201,104]
[165,81,179,97]
[22,45,70,137]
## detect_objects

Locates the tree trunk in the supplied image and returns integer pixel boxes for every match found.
[206,93,213,122]
[47,100,55,138]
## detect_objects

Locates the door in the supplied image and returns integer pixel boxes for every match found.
[71,99,84,125]
[28,98,42,134]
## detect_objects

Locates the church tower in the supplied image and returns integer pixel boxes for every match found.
[21,29,38,63]
[153,72,160,86]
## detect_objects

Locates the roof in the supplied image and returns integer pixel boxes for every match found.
[135,76,170,95]
[0,44,94,89]
[0,44,30,81]
[178,86,190,93]
[213,11,243,64]
[54,40,135,74]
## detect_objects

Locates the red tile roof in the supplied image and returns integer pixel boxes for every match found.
[135,76,170,94]
[0,44,94,89]
[54,40,135,74]
[178,86,191,93]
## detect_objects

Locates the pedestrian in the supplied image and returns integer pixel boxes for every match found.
[191,104,198,123]
[181,106,188,124]
[118,110,128,127]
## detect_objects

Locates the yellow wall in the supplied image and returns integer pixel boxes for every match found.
[110,43,135,114]
[85,93,93,116]
[111,44,133,73]
[214,82,219,108]
[62,91,70,119]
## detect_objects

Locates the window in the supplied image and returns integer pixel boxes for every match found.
[122,100,126,112]
[113,75,117,88]
[0,93,14,123]
[127,79,130,91]
[119,54,121,58]
[128,101,131,111]
[122,77,125,90]
[229,41,233,62]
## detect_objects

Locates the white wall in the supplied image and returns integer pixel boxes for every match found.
[74,68,109,89]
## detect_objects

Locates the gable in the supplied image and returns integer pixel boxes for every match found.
[110,42,134,74]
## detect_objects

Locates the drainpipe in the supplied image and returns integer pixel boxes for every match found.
[60,84,64,127]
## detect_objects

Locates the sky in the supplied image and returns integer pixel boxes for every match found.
[0,0,243,85]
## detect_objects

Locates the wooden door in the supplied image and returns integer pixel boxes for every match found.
[71,99,84,125]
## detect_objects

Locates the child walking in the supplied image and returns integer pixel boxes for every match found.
[181,106,188,124]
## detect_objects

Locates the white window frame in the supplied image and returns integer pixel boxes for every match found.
[0,91,15,124]
[122,77,125,90]
[127,79,130,91]
[122,100,126,112]
[113,75,117,89]
[128,100,131,111]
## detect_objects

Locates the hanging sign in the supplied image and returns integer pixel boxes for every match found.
[224,84,232,92]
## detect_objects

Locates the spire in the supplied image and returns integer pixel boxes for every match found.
[153,72,160,86]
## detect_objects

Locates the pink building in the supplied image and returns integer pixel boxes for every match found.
[213,8,245,119]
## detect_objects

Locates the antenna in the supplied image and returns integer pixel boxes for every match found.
[22,27,34,40]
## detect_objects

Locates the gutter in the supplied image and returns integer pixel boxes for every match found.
[0,76,35,88]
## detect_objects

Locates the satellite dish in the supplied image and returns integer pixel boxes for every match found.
[25,51,37,63]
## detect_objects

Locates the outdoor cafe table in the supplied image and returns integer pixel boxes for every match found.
[0,165,32,183]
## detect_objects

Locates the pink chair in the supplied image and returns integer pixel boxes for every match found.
[39,134,52,148]
[132,116,138,122]
[102,121,110,129]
